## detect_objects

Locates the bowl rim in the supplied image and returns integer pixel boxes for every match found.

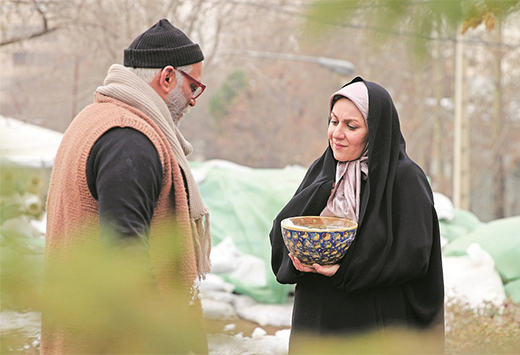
[281,216,358,232]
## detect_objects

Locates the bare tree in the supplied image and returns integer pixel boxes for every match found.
[0,0,65,46]
[0,0,241,129]
[2,0,520,221]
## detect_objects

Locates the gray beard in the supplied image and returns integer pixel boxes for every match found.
[166,85,189,125]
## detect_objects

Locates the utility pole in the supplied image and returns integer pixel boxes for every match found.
[492,19,505,219]
[453,33,470,210]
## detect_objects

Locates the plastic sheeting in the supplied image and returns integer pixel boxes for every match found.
[194,161,517,305]
[443,216,520,301]
[439,208,482,242]
[0,116,63,168]
[443,243,506,308]
[435,192,482,242]
[191,160,306,304]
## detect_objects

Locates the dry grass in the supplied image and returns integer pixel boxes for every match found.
[445,298,520,354]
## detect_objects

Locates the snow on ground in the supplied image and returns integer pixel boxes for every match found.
[0,310,41,353]
[443,243,506,308]
[198,239,507,354]
[0,292,292,355]
[199,273,293,354]
[208,328,290,355]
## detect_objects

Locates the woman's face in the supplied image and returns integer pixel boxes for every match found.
[328,98,368,162]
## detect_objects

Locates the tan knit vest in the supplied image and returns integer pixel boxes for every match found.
[41,95,205,354]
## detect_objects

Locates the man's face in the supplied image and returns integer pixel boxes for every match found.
[167,62,203,124]
[166,84,189,125]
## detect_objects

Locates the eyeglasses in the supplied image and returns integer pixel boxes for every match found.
[175,68,206,99]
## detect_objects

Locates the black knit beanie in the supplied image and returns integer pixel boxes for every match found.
[124,19,204,68]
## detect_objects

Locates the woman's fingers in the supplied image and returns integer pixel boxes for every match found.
[312,263,340,277]
[289,254,316,273]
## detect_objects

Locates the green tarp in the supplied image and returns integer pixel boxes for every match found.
[505,278,520,302]
[443,216,520,301]
[439,208,481,242]
[194,161,520,304]
[191,161,306,304]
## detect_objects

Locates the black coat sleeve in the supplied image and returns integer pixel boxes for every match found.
[269,149,336,284]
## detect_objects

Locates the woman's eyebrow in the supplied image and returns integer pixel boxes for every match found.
[331,111,361,123]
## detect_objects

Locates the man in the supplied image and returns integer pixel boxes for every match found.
[41,19,211,354]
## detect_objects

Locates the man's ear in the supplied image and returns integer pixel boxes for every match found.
[159,66,176,93]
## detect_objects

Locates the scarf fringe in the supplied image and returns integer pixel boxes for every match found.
[191,214,212,279]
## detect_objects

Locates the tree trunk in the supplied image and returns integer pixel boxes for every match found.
[492,19,505,219]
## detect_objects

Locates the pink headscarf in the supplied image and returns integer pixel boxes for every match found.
[320,81,369,223]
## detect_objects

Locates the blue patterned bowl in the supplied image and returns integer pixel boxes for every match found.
[281,216,358,266]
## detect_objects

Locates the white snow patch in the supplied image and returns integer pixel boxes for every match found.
[443,243,506,308]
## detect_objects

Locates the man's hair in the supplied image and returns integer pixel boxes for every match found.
[129,64,193,85]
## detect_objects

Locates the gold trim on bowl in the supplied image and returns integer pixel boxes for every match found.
[281,216,358,233]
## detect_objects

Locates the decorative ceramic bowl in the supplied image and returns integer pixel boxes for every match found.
[281,216,358,266]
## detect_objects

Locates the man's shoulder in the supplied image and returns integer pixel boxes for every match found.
[75,97,133,122]
[68,99,126,133]
[70,98,157,141]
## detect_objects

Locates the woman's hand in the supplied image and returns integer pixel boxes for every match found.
[289,254,340,277]
[289,253,316,273]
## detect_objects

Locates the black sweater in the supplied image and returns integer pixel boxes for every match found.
[86,127,163,281]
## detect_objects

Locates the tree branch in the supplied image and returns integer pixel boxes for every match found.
[0,26,58,46]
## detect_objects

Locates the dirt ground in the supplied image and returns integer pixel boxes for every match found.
[1,314,289,355]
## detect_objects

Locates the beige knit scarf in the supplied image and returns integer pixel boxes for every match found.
[96,64,211,278]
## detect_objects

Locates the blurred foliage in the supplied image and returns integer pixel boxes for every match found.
[209,70,248,125]
[461,0,520,33]
[1,168,46,310]
[0,170,45,223]
[1,241,207,354]
[306,0,520,59]
[39,247,205,354]
[0,233,43,311]
[0,168,206,354]
[289,326,445,354]
[445,297,520,354]
[307,0,520,33]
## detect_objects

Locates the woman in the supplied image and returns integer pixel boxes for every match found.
[269,77,444,353]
